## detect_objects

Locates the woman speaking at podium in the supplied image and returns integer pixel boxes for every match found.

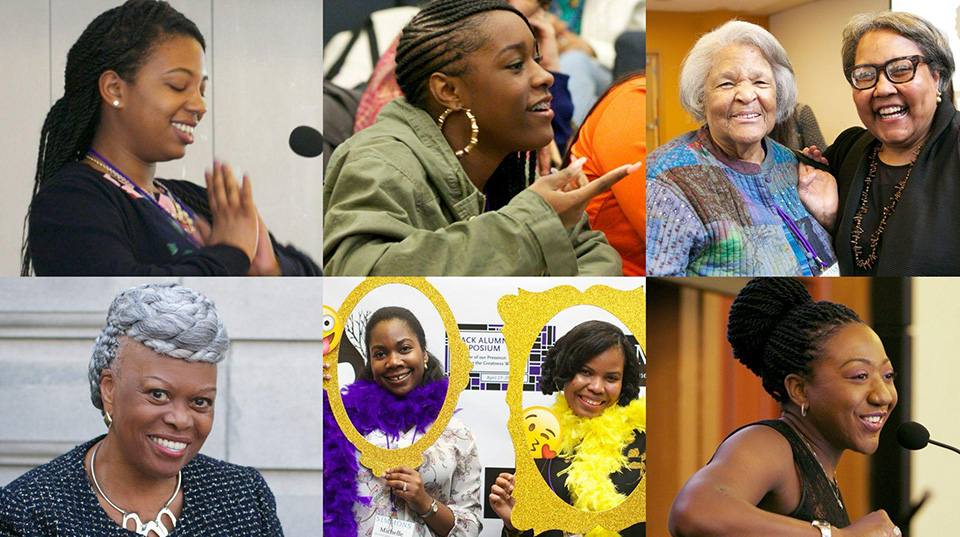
[670,278,901,537]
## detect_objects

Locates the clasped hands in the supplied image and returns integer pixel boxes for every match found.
[203,160,281,276]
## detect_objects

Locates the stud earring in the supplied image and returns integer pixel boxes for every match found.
[437,108,479,158]
[112,100,120,107]
[103,411,113,428]
[801,403,808,418]
[937,91,943,104]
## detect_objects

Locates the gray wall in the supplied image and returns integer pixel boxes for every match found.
[0,278,323,535]
[0,0,323,276]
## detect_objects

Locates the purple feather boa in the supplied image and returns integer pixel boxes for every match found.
[323,378,449,537]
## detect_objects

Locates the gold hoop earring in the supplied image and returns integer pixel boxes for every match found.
[801,403,808,418]
[437,108,479,158]
[103,411,113,429]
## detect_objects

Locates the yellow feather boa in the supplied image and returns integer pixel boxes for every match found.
[552,395,646,537]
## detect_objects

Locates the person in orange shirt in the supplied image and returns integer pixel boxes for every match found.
[568,74,646,276]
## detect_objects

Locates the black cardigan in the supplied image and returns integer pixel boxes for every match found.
[28,162,320,276]
[826,98,960,275]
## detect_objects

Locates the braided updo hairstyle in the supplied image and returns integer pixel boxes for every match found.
[89,282,227,411]
[395,0,538,211]
[21,0,205,276]
[727,278,863,403]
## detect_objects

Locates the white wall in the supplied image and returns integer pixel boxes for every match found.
[770,0,890,144]
[0,0,323,276]
[0,278,323,535]
[911,279,960,536]
[891,0,960,105]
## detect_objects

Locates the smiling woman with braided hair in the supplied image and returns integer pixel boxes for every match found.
[669,278,901,537]
[323,0,639,276]
[0,283,283,536]
[22,0,318,277]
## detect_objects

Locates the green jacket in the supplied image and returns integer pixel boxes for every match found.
[323,98,622,276]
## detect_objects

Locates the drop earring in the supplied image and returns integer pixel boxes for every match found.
[103,411,113,429]
[937,91,943,103]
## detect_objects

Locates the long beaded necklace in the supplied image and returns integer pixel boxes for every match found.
[84,150,198,236]
[849,138,926,270]
[792,425,844,510]
[90,442,182,537]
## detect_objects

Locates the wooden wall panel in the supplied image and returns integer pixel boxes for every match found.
[648,278,874,535]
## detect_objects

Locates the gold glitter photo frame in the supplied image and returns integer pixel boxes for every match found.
[323,277,472,476]
[498,284,647,535]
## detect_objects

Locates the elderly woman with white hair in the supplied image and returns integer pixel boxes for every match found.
[0,283,283,536]
[646,20,836,277]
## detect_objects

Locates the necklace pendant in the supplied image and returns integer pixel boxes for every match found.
[122,510,175,537]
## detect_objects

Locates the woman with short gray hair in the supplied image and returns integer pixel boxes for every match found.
[799,11,960,276]
[0,282,283,536]
[647,20,835,277]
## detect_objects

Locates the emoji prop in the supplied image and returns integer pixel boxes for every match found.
[323,305,342,355]
[499,285,646,535]
[523,406,562,459]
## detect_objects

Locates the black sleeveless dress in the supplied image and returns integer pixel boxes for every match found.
[718,419,851,528]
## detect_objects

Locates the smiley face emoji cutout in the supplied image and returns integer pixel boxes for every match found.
[523,406,563,459]
[323,305,342,355]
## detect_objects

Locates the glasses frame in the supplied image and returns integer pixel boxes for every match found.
[845,55,932,90]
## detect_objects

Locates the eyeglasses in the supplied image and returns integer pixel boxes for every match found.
[845,55,931,90]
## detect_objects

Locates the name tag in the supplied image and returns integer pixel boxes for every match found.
[820,262,840,277]
[373,515,416,537]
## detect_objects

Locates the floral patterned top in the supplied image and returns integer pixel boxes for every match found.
[354,416,483,537]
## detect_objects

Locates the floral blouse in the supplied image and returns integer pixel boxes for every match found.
[354,416,483,537]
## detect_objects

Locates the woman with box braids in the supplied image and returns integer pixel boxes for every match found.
[30,1,204,196]
[670,278,901,537]
[323,0,638,276]
[23,0,318,277]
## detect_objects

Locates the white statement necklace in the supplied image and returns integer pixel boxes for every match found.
[90,442,181,537]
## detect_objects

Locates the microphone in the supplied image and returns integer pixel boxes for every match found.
[897,421,960,455]
[289,126,323,158]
